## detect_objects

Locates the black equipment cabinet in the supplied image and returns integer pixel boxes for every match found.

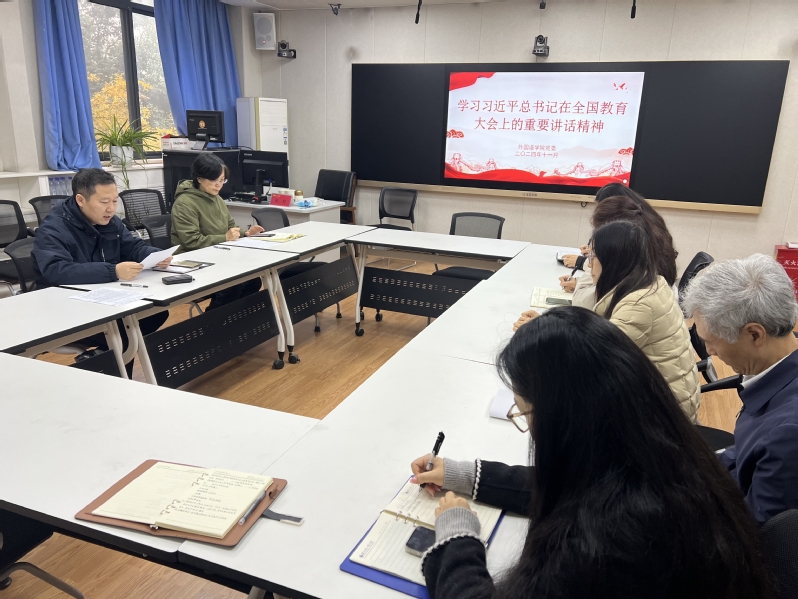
[162,149,242,210]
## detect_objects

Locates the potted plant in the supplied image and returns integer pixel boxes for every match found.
[95,116,157,188]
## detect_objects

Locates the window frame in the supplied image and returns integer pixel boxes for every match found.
[87,0,163,159]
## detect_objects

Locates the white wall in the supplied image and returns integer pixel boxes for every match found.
[230,0,798,272]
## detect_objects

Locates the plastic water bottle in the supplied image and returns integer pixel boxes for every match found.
[66,176,73,196]
[48,176,56,195]
[60,177,67,196]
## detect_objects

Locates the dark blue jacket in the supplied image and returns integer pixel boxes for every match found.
[32,196,158,288]
[718,348,798,523]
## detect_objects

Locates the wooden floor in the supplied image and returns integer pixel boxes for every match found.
[6,259,743,598]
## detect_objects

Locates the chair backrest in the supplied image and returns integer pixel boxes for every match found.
[678,251,714,297]
[119,189,167,229]
[449,212,505,239]
[314,170,356,206]
[762,509,798,599]
[252,207,290,231]
[0,200,27,248]
[379,187,418,224]
[141,214,173,251]
[28,195,68,225]
[4,237,36,293]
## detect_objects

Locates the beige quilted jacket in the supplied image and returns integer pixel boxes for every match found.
[594,276,700,422]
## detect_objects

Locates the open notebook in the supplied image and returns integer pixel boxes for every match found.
[345,479,502,590]
[529,287,573,309]
[91,462,273,539]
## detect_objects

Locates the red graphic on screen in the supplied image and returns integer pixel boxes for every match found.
[614,82,627,90]
[446,130,465,138]
[449,72,495,91]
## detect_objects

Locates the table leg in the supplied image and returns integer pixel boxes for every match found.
[354,246,367,336]
[246,588,266,599]
[102,321,128,380]
[270,269,299,364]
[122,314,158,385]
[263,271,287,370]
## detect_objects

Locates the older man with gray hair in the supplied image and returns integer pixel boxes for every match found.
[682,253,798,523]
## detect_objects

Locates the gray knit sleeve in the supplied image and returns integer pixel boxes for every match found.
[443,458,477,496]
[434,506,481,542]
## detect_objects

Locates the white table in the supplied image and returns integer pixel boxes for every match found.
[178,348,529,599]
[406,244,573,365]
[61,245,300,383]
[0,287,152,379]
[225,199,344,262]
[345,229,530,335]
[0,353,318,563]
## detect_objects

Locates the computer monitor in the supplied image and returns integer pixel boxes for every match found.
[240,150,289,192]
[186,110,225,150]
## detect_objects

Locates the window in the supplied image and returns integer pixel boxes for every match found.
[78,0,174,154]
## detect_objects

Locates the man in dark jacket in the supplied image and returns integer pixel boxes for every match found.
[683,253,798,523]
[32,168,171,375]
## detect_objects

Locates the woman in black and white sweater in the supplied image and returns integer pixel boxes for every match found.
[410,307,771,599]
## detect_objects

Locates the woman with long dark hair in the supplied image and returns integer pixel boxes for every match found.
[411,307,770,599]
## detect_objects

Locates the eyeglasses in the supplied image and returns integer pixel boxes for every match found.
[586,249,596,263]
[506,403,533,434]
[212,177,228,186]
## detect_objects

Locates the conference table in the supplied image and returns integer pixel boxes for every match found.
[62,244,299,384]
[0,286,151,379]
[345,228,530,335]
[406,244,574,365]
[0,353,318,571]
[178,347,530,599]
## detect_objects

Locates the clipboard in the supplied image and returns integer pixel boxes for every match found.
[75,460,286,547]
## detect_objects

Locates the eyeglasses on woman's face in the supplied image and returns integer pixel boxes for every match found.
[211,176,228,186]
[507,403,533,434]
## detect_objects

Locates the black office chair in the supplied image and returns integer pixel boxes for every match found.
[762,509,798,599]
[695,424,734,452]
[119,189,166,237]
[678,252,719,383]
[252,207,342,330]
[314,170,357,225]
[141,214,173,250]
[0,200,30,295]
[371,187,418,231]
[0,510,85,597]
[4,238,36,294]
[28,195,68,226]
[432,212,506,282]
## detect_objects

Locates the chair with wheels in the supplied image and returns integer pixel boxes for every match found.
[28,195,68,226]
[314,169,357,225]
[141,214,173,250]
[432,212,505,282]
[252,207,342,331]
[0,510,85,598]
[761,509,798,599]
[119,189,167,238]
[0,200,30,296]
[4,238,37,294]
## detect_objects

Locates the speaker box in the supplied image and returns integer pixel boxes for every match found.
[253,13,276,51]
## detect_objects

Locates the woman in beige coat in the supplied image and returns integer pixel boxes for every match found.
[589,220,700,421]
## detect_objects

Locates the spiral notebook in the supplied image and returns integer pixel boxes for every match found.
[341,479,502,597]
[76,460,287,546]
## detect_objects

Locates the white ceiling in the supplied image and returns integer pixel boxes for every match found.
[220,0,511,10]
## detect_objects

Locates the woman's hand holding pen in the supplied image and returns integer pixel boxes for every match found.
[410,454,444,497]
[559,275,576,292]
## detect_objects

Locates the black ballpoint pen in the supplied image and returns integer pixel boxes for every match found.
[420,431,445,490]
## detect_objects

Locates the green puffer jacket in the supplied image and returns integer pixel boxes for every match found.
[170,180,239,253]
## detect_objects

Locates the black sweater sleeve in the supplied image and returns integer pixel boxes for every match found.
[424,536,497,599]
[422,461,534,599]
[476,460,535,516]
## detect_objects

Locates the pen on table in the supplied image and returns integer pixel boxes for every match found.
[121,283,148,288]
[214,246,231,251]
[420,431,445,490]
[238,490,267,525]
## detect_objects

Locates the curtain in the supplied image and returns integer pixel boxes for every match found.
[155,0,241,147]
[32,0,101,171]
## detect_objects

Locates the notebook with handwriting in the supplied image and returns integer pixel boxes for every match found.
[342,479,502,596]
[77,460,286,546]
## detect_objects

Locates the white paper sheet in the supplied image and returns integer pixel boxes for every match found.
[70,288,146,306]
[140,245,180,270]
[555,247,582,261]
[529,287,573,309]
[489,387,515,421]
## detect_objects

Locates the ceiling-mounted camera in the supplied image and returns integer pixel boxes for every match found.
[533,35,549,57]
[277,40,296,59]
